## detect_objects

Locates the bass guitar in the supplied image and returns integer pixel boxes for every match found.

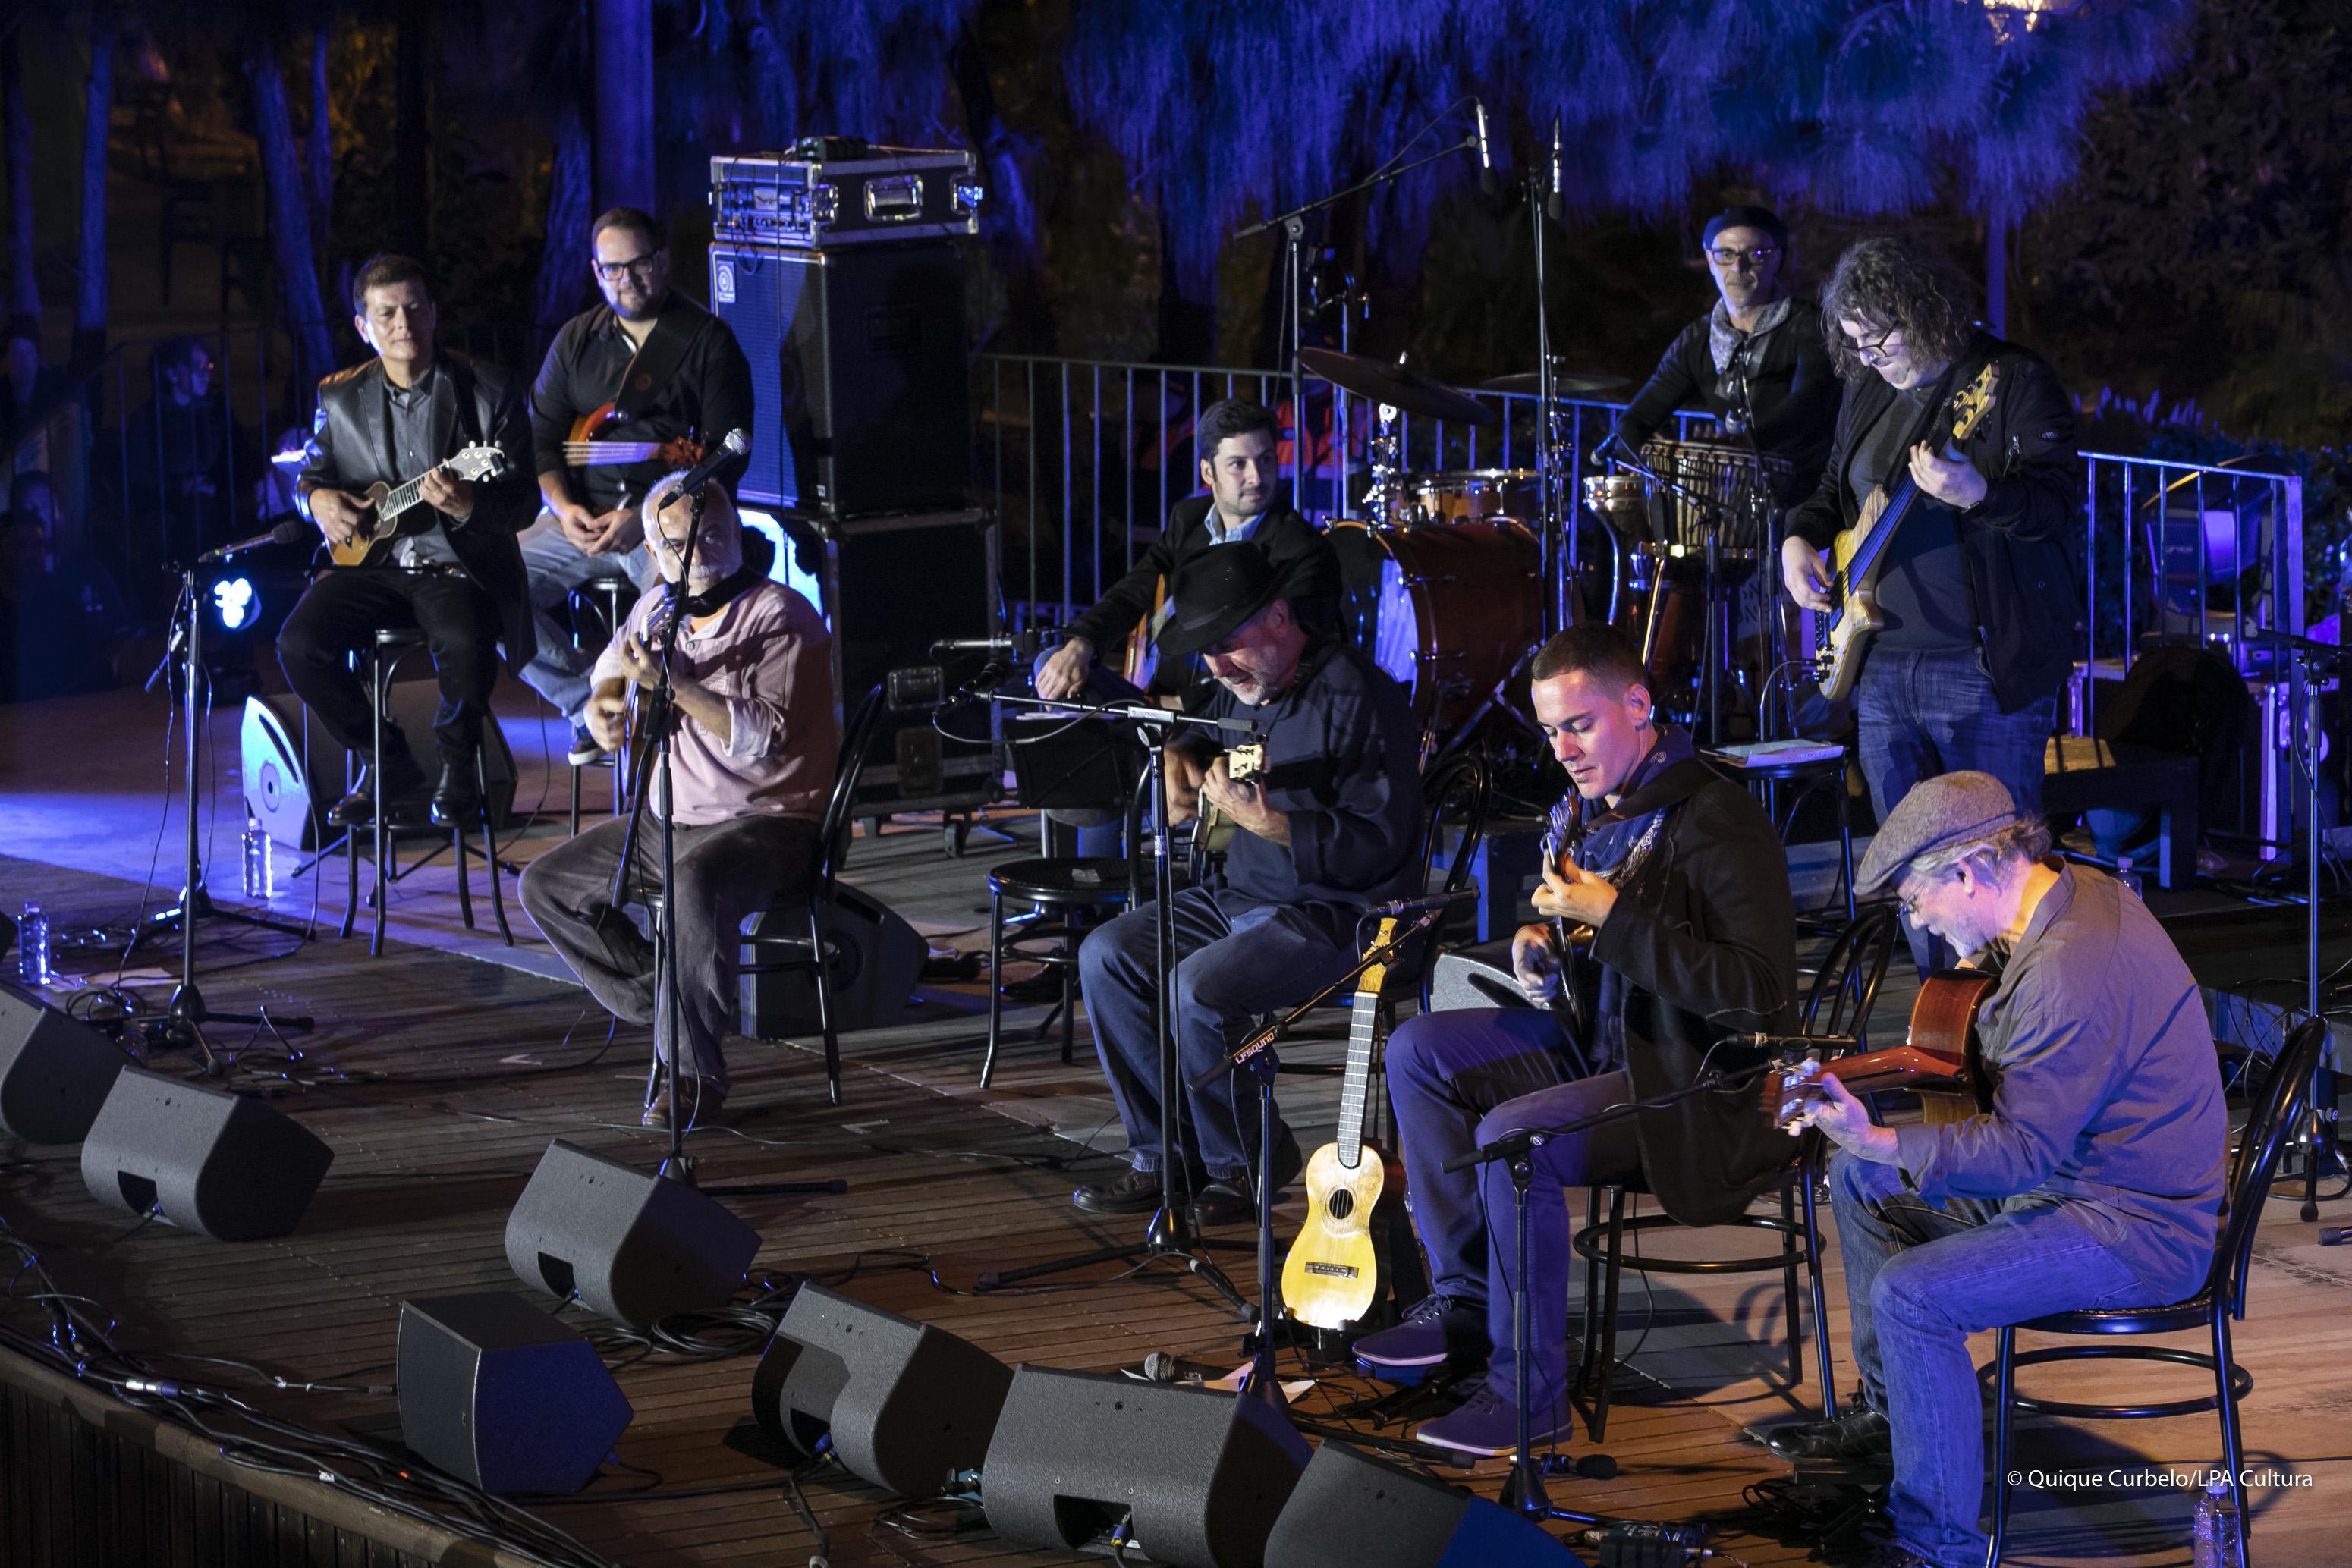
[1281,917,1409,1331]
[1764,970,1998,1132]
[1812,364,2001,702]
[560,401,705,476]
[325,444,513,568]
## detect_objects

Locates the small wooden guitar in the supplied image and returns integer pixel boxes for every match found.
[1281,917,1407,1332]
[1765,970,1998,1132]
[1192,740,1266,857]
[1812,364,2001,702]
[560,401,705,474]
[325,444,512,568]
[1536,795,1595,1029]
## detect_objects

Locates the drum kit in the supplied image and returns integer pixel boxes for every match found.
[1300,347,1790,748]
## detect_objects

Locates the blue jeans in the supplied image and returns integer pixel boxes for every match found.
[1855,648,2055,971]
[1077,887,1359,1177]
[1385,1009,1640,1406]
[515,511,657,722]
[1831,1154,2159,1567]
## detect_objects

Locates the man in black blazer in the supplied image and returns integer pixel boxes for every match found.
[278,254,537,828]
[1607,206,1841,504]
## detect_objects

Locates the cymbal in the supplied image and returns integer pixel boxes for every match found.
[1479,369,1632,397]
[1297,347,1496,427]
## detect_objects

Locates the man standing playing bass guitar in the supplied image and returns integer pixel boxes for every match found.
[1780,237,2080,972]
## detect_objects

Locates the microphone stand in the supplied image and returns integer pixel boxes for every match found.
[1190,903,1448,1406]
[146,563,314,1073]
[976,690,1258,1306]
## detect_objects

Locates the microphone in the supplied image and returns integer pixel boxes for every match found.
[932,631,1042,661]
[1546,115,1564,221]
[1740,1031,1863,1053]
[1364,885,1481,919]
[1473,99,1495,196]
[200,519,310,563]
[649,428,750,510]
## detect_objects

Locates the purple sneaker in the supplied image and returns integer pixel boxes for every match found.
[1414,1381,1572,1458]
[1352,1294,1489,1371]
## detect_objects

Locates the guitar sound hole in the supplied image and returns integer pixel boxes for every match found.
[1327,1192,1355,1221]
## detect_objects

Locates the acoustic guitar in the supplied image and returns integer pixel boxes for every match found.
[560,401,705,476]
[1764,969,1999,1132]
[1191,740,1266,858]
[1811,364,2001,702]
[325,444,512,568]
[1281,917,1408,1331]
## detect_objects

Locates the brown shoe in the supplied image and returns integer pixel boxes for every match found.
[641,1072,728,1130]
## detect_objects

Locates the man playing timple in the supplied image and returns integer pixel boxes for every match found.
[520,476,835,1130]
[522,206,754,765]
[1777,771,2226,1568]
[1033,398,1338,729]
[1071,541,1422,1225]
[1357,624,1797,1456]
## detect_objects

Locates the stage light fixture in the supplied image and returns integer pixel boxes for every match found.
[211,575,257,632]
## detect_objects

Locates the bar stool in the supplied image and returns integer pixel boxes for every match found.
[567,578,637,834]
[339,627,513,957]
[1724,749,1857,923]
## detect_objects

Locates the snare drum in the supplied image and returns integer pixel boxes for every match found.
[1380,469,1540,528]
[1580,473,1655,547]
[1332,517,1542,736]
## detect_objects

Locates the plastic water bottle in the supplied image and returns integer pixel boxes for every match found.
[2190,1472,2244,1568]
[17,902,49,988]
[241,816,274,900]
[2114,856,2143,899]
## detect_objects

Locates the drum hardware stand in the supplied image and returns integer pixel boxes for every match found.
[975,690,1259,1306]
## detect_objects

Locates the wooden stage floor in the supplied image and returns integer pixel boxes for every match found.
[3,687,2351,1566]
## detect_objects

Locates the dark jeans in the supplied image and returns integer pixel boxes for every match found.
[278,567,502,765]
[518,812,822,1092]
[1855,648,2055,970]
[1385,1007,1641,1405]
[1076,886,1359,1178]
[1831,1153,2159,1567]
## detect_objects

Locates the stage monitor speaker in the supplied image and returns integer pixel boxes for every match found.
[709,240,971,517]
[505,1139,762,1331]
[980,1366,1310,1568]
[0,980,127,1143]
[1428,937,1526,1015]
[750,1283,1012,1497]
[79,1067,333,1240]
[241,687,520,853]
[397,1292,633,1494]
[1266,1441,1571,1568]
[740,885,926,1039]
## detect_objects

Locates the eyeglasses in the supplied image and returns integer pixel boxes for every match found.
[592,252,663,282]
[1895,868,1953,921]
[1850,322,1904,362]
[1706,244,1778,269]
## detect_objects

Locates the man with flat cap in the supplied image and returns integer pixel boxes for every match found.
[1606,205,1841,504]
[1770,771,2227,1568]
[1071,539,1423,1225]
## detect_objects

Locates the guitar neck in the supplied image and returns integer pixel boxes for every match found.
[1838,477,1921,599]
[563,444,666,465]
[1335,988,1382,1168]
[373,468,435,526]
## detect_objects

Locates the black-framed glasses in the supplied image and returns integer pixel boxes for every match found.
[592,251,664,282]
[1706,244,1778,269]
[1850,322,1903,360]
[1896,867,1953,921]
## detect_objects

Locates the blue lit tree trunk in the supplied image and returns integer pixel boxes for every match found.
[4,33,37,325]
[245,46,337,394]
[69,4,114,376]
[307,15,332,267]
[592,0,653,215]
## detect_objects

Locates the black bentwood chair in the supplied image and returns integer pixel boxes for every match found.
[1981,1017,2325,1568]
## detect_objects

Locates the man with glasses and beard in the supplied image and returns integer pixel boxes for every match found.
[521,206,755,767]
[1780,236,2081,973]
[1605,206,1840,504]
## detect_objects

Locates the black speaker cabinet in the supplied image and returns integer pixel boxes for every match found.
[739,885,926,1039]
[397,1292,633,1494]
[505,1139,762,1330]
[0,980,126,1143]
[980,1366,1310,1568]
[1427,937,1525,1015]
[241,687,519,852]
[79,1067,333,1240]
[1266,1441,1570,1568]
[708,240,970,517]
[750,1283,1012,1496]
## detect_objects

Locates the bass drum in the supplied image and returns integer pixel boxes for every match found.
[1332,517,1542,737]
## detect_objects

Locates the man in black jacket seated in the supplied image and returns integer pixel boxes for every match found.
[1355,624,1798,1456]
[1781,236,2081,970]
[278,254,537,828]
[1072,541,1423,1227]
[1032,397,1339,712]
[1607,206,1840,504]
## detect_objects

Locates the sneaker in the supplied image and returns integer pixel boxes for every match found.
[567,723,608,766]
[1354,1293,1490,1370]
[1759,1397,1892,1466]
[1072,1166,1170,1214]
[1413,1381,1572,1457]
[1191,1128,1306,1226]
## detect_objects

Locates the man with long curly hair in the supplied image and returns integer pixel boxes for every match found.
[1781,236,2081,971]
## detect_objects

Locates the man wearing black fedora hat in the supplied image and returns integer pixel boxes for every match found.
[1071,540,1424,1224]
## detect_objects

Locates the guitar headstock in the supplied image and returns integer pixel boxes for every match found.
[1539,795,1578,862]
[1947,365,2002,444]
[443,443,511,483]
[1228,742,1268,784]
[1355,915,1400,1001]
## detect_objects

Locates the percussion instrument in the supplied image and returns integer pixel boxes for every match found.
[1480,369,1633,398]
[1297,347,1496,427]
[1331,517,1541,737]
[1378,469,1539,529]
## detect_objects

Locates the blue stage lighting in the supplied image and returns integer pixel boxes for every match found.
[212,575,258,632]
